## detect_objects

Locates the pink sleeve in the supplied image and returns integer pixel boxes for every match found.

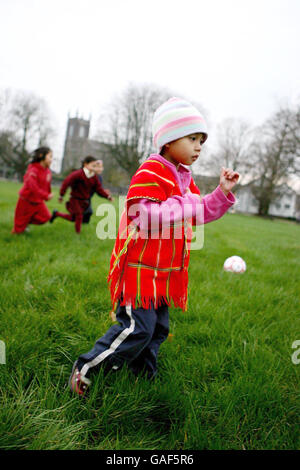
[200,185,236,224]
[128,185,235,231]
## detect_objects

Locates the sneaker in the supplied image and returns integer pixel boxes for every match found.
[69,362,91,396]
[49,210,58,224]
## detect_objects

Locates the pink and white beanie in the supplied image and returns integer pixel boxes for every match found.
[152,97,208,152]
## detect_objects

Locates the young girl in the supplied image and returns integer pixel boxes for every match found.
[51,156,112,233]
[12,147,53,234]
[82,160,104,224]
[69,97,240,395]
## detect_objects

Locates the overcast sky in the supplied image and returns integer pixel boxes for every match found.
[0,0,299,172]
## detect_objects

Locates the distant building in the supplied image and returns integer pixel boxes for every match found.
[60,115,130,191]
[61,115,107,173]
[235,179,300,219]
[193,173,300,220]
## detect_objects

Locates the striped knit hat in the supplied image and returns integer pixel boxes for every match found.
[152,97,208,152]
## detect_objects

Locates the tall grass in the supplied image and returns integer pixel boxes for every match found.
[0,180,299,449]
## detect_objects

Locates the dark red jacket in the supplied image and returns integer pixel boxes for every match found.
[60,169,110,200]
[19,162,52,203]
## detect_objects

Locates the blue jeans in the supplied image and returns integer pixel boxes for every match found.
[77,302,169,380]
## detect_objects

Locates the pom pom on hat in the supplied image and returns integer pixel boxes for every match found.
[152,97,208,152]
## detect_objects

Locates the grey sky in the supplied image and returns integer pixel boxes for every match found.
[0,0,299,171]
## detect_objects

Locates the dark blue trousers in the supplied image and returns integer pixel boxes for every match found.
[77,302,169,380]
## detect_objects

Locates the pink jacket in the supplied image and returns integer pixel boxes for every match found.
[129,154,236,231]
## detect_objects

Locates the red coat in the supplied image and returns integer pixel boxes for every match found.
[19,163,52,203]
[108,157,199,312]
[60,169,110,201]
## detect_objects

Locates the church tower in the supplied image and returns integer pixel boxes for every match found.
[61,115,91,173]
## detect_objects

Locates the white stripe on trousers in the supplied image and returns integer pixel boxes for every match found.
[80,305,135,378]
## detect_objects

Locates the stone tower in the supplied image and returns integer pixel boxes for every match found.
[61,115,91,173]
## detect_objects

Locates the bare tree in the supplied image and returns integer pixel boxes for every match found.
[201,118,253,177]
[0,131,14,175]
[249,103,300,216]
[96,83,174,178]
[0,89,55,180]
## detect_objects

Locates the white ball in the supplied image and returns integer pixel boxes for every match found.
[223,256,246,273]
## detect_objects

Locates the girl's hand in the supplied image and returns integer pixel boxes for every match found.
[47,193,54,200]
[220,167,240,196]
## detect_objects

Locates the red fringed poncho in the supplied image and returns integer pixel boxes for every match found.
[108,156,200,312]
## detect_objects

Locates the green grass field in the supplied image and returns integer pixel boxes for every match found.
[0,180,299,450]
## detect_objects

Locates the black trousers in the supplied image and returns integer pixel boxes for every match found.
[82,200,93,224]
[77,302,169,380]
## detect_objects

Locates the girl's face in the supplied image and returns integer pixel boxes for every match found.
[42,151,53,168]
[94,161,104,175]
[162,133,206,167]
[84,161,96,172]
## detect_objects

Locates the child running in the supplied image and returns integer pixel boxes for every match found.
[69,97,240,395]
[50,156,112,233]
[12,147,53,234]
[82,160,104,224]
